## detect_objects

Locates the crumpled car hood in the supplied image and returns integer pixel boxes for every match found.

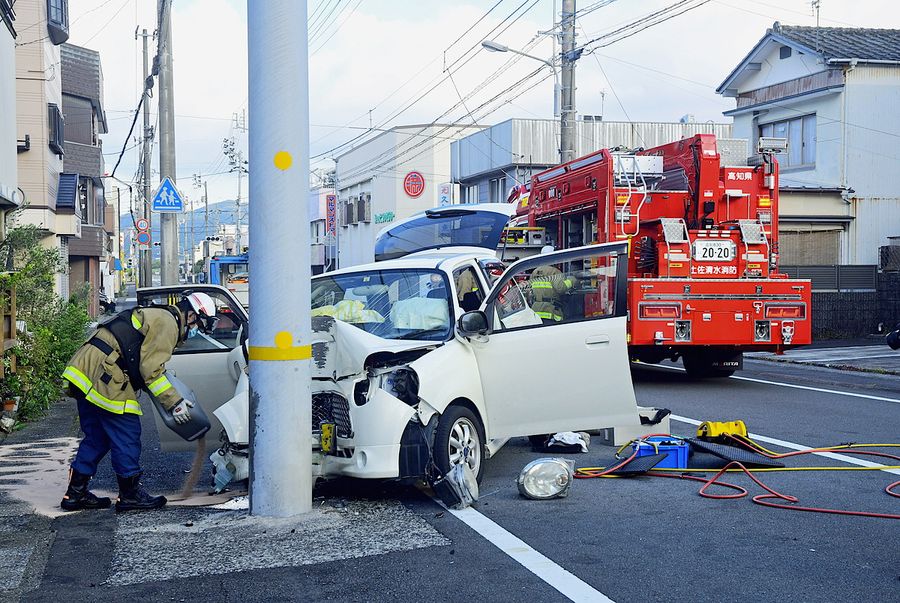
[311,316,438,379]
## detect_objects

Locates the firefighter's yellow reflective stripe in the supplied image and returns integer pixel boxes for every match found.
[564,279,573,287]
[532,282,553,289]
[535,311,562,321]
[248,344,312,361]
[62,366,91,394]
[85,389,142,416]
[148,375,172,396]
[131,313,142,329]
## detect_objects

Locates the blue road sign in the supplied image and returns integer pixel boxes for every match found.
[151,177,184,213]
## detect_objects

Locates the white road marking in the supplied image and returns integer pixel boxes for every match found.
[672,415,900,476]
[443,504,614,603]
[729,374,900,404]
[645,363,900,405]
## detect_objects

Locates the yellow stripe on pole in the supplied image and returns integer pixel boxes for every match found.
[248,330,312,361]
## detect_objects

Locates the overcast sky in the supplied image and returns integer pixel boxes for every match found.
[58,0,900,215]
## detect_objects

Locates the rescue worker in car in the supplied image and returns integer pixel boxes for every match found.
[530,246,575,322]
[60,292,218,513]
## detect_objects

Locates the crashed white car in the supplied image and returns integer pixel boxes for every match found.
[140,204,666,488]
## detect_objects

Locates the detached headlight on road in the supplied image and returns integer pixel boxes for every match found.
[517,458,575,500]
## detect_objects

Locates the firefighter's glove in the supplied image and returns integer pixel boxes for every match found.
[171,399,194,424]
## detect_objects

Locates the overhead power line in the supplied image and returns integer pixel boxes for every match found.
[311,0,541,161]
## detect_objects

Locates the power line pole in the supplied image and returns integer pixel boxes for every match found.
[137,27,153,287]
[560,0,578,163]
[157,0,179,284]
[224,125,248,252]
[248,0,312,517]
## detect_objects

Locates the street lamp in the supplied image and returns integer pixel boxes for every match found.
[481,39,559,116]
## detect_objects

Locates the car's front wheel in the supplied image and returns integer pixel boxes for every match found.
[434,406,485,483]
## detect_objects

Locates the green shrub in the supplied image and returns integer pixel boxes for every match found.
[1,219,92,422]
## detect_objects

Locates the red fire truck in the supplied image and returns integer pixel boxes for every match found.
[514,134,811,377]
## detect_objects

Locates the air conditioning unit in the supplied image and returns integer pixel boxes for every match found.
[346,197,358,225]
[357,193,371,223]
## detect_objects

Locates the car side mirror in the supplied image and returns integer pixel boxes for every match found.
[457,310,489,337]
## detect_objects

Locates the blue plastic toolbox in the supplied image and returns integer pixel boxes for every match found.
[631,436,689,469]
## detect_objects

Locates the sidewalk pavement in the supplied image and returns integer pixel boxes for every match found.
[747,337,900,375]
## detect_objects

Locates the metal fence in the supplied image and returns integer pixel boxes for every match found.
[779,265,878,291]
[880,246,900,272]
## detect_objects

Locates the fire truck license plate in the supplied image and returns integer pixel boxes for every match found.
[692,240,735,261]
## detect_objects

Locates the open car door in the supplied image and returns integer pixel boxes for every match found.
[136,284,248,452]
[463,242,639,439]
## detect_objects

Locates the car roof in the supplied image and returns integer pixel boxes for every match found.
[321,249,498,277]
[373,203,517,261]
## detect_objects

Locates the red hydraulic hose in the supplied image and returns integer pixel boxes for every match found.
[653,461,900,520]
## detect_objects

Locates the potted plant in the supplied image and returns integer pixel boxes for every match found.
[1,362,20,413]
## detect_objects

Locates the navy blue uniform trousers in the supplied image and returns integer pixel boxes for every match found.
[71,396,142,478]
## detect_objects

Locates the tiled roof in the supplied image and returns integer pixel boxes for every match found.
[774,23,900,62]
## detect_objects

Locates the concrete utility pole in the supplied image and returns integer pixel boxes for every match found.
[157,0,179,284]
[560,0,577,163]
[137,28,153,287]
[224,133,248,252]
[247,0,312,516]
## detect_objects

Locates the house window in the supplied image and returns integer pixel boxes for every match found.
[1,0,16,38]
[779,46,792,60]
[48,103,65,156]
[62,95,93,145]
[78,179,89,223]
[46,0,68,45]
[489,177,506,203]
[760,114,815,168]
[462,184,478,204]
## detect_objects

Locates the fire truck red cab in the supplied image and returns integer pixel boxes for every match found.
[518,134,811,377]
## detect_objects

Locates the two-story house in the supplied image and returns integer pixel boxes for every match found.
[60,42,109,316]
[15,0,79,298]
[717,23,900,266]
[1,0,19,379]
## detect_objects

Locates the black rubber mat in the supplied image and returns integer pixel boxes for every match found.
[686,438,785,468]
[607,452,669,476]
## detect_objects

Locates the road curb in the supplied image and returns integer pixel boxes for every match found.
[748,354,900,376]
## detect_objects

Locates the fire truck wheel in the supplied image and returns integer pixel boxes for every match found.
[682,353,736,379]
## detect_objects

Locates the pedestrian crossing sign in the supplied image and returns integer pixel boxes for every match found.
[151,177,184,213]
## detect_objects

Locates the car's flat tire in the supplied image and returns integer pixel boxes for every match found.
[434,406,485,483]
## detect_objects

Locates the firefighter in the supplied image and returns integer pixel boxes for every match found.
[530,246,575,322]
[60,292,218,513]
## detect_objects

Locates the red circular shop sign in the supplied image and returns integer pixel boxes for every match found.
[403,171,425,198]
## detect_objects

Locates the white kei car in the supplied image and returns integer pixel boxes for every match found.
[139,204,665,487]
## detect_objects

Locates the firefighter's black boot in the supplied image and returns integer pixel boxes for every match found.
[60,469,112,511]
[115,473,167,512]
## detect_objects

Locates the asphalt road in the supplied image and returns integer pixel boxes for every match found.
[3,352,899,603]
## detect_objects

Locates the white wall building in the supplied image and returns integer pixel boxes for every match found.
[1,2,19,231]
[717,23,900,265]
[334,124,483,268]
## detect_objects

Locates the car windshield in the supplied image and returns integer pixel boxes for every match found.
[311,268,452,341]
[374,209,511,261]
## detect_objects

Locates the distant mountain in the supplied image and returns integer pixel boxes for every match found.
[119,199,242,256]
